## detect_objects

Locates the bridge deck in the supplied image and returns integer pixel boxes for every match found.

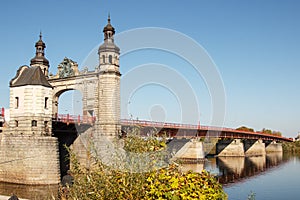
[49,115,292,142]
[120,119,293,142]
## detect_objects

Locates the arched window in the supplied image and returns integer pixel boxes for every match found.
[32,120,37,127]
[44,121,49,133]
[45,97,48,109]
[115,56,118,65]
[109,55,112,64]
[102,55,105,63]
[15,97,19,109]
[15,120,18,127]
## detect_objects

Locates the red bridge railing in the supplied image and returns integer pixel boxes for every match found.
[51,116,292,142]
[53,114,96,124]
[120,119,293,142]
[0,108,4,118]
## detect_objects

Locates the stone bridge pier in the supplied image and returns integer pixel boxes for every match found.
[265,141,283,153]
[216,139,282,157]
[216,139,245,156]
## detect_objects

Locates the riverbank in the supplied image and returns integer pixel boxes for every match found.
[282,141,300,153]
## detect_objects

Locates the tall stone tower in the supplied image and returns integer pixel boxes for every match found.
[0,35,60,185]
[96,15,121,136]
[30,32,50,77]
[8,34,53,135]
[9,65,53,135]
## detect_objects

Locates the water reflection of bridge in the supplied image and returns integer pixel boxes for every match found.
[215,152,285,184]
[154,152,289,185]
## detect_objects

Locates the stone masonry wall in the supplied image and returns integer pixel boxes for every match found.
[97,72,121,136]
[0,134,60,185]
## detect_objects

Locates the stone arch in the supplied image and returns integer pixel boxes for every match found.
[49,75,98,120]
[54,88,83,116]
[53,87,83,117]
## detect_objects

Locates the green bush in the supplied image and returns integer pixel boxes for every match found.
[124,135,166,153]
[145,165,227,200]
[64,131,227,200]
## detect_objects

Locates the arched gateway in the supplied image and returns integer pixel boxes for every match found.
[0,17,121,185]
[9,16,121,137]
[51,16,121,136]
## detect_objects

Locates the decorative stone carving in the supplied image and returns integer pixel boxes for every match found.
[58,57,75,78]
[83,66,89,74]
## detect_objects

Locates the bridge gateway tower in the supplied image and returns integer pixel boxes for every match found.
[96,15,121,136]
[9,33,53,136]
[0,16,121,185]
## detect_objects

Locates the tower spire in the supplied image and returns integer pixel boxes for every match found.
[98,14,120,66]
[103,13,115,41]
[30,33,50,77]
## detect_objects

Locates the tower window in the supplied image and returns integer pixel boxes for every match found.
[15,120,18,127]
[109,55,112,64]
[15,97,19,109]
[44,121,49,133]
[32,120,37,127]
[102,55,105,63]
[45,97,49,109]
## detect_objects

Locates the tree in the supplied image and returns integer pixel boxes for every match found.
[261,128,282,136]
[236,126,254,132]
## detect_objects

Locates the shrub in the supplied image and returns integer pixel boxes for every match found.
[64,130,227,200]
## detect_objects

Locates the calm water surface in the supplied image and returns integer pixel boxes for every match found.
[1,153,299,199]
[206,153,300,200]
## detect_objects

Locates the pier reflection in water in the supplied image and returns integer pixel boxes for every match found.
[180,152,285,184]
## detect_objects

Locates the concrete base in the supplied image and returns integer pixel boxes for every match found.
[217,139,245,157]
[174,140,205,160]
[266,141,282,153]
[244,139,266,156]
[0,134,60,185]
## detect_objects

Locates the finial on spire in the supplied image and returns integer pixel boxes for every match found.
[108,13,111,24]
[39,31,42,40]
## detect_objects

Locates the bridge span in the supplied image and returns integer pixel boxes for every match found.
[50,115,292,160]
[50,114,292,142]
[120,119,293,142]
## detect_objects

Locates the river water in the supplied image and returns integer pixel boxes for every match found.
[221,154,300,200]
[0,153,299,199]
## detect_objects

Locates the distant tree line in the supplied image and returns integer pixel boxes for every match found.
[261,128,282,136]
[236,126,282,136]
[236,126,254,132]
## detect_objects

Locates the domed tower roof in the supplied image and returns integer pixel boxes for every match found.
[103,14,115,34]
[35,33,46,48]
[30,32,49,67]
[98,15,120,54]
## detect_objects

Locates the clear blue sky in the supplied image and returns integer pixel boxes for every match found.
[0,0,299,138]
